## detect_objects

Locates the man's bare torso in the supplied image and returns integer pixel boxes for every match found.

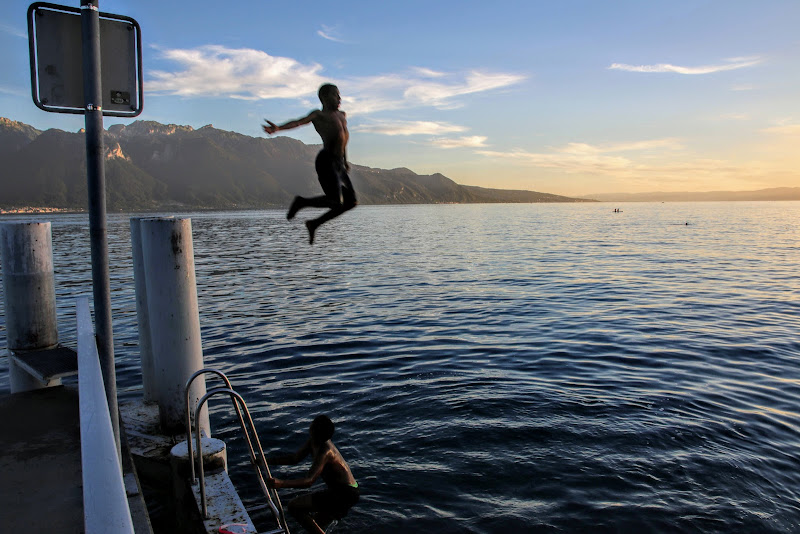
[311,440,356,487]
[312,109,349,158]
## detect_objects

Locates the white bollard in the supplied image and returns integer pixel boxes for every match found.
[130,217,159,403]
[0,222,59,393]
[140,217,210,436]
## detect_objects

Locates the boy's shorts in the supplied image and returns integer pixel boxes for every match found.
[315,149,356,206]
[311,484,360,520]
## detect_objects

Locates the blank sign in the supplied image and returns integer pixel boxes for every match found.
[28,3,142,116]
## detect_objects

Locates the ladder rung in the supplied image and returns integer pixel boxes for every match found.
[246,504,270,512]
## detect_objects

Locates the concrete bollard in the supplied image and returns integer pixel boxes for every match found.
[0,222,59,393]
[140,217,210,436]
[130,217,161,403]
[170,438,227,531]
[170,438,228,477]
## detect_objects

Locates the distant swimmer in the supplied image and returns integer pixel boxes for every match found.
[267,415,359,534]
[263,84,357,245]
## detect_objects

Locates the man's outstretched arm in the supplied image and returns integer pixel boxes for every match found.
[263,111,317,135]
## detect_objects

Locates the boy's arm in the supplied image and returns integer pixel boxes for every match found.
[268,449,331,489]
[267,438,312,465]
[263,110,316,135]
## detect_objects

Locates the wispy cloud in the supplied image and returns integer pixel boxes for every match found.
[478,147,633,174]
[762,124,800,135]
[147,45,325,100]
[346,69,526,115]
[479,141,764,191]
[477,138,685,175]
[317,25,348,43]
[354,120,466,136]
[410,67,448,78]
[719,113,749,120]
[403,71,526,107]
[0,23,26,39]
[145,45,526,114]
[353,120,488,149]
[594,138,684,152]
[609,56,762,75]
[432,136,488,149]
[0,84,28,97]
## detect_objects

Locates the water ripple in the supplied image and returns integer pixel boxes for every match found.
[1,203,799,532]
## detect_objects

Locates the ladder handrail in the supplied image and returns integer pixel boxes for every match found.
[184,369,245,483]
[192,383,290,534]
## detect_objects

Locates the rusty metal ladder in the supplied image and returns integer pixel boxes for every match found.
[185,369,290,534]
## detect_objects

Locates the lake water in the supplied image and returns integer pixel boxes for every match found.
[1,202,799,533]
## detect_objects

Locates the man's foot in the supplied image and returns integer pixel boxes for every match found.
[306,220,317,245]
[287,197,302,220]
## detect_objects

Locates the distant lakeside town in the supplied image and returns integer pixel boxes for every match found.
[0,207,84,215]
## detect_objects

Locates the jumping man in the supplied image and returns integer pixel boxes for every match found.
[263,84,357,245]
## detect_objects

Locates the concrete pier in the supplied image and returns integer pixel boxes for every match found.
[1,216,262,533]
[0,386,83,532]
[0,386,152,533]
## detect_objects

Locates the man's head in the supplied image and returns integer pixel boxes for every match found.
[318,84,341,109]
[310,414,335,444]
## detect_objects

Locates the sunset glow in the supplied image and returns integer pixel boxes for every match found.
[1,0,798,197]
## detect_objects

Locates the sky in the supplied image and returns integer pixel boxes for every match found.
[1,0,799,197]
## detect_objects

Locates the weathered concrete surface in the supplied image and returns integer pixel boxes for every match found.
[121,422,156,534]
[0,386,154,534]
[0,386,83,533]
[192,471,257,534]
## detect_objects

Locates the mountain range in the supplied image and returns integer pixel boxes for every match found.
[584,188,800,202]
[0,117,591,211]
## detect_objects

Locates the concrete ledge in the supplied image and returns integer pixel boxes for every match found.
[120,399,178,482]
[120,423,155,534]
[11,345,78,383]
[191,471,257,534]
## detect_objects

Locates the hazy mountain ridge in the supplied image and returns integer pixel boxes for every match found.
[584,188,800,202]
[0,118,590,211]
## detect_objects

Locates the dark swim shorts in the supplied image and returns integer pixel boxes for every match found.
[311,484,360,520]
[315,149,357,207]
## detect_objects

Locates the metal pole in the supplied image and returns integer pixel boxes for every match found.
[81,0,120,460]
